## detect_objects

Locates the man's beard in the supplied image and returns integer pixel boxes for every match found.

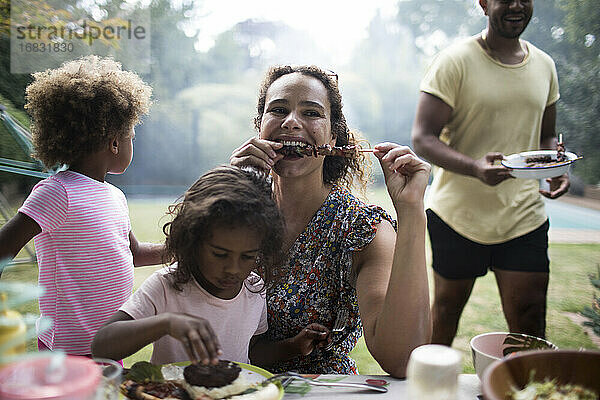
[489,15,532,39]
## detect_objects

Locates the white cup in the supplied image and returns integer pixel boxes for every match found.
[407,344,462,400]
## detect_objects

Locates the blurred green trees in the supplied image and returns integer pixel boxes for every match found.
[555,0,600,184]
[1,0,599,196]
[391,0,599,184]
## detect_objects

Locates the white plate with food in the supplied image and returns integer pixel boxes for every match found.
[121,360,283,400]
[501,150,579,179]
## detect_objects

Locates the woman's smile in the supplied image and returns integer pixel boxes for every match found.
[260,73,334,176]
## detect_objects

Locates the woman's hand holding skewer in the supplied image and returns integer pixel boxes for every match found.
[374,142,431,209]
[230,137,283,171]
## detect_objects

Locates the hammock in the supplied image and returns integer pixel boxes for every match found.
[0,104,50,265]
[0,105,51,179]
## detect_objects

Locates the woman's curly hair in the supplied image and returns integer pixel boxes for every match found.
[254,65,370,192]
[25,55,152,169]
[163,165,286,292]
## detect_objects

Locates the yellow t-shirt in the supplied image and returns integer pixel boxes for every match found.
[421,37,560,244]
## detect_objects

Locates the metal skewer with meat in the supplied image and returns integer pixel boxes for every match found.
[276,143,372,159]
[524,134,567,166]
[556,134,566,162]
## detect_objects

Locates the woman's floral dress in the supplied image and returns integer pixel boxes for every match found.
[265,185,395,374]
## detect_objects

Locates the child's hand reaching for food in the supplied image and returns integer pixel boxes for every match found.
[290,323,330,356]
[166,313,223,365]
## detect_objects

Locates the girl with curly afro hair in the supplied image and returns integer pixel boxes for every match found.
[0,56,164,358]
[25,55,152,170]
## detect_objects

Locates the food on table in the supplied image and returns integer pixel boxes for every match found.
[184,361,241,388]
[121,361,279,400]
[125,361,166,383]
[183,361,254,398]
[0,292,26,364]
[276,142,362,158]
[122,380,192,400]
[509,378,598,400]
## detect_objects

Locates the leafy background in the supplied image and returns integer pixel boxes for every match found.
[0,0,598,198]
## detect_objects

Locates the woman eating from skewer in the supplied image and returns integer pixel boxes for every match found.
[230,65,432,378]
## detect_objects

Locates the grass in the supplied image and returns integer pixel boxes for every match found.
[2,193,599,375]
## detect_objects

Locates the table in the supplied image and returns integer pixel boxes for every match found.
[282,374,481,399]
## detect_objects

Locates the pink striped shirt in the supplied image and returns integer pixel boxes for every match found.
[19,171,134,355]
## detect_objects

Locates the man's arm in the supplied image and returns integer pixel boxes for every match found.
[539,103,557,150]
[411,92,513,186]
[0,212,41,278]
[538,103,569,199]
[129,231,165,267]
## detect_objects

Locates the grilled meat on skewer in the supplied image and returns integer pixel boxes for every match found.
[315,144,359,158]
[524,155,554,164]
[556,140,566,162]
[277,144,317,157]
[524,135,567,166]
[277,143,361,158]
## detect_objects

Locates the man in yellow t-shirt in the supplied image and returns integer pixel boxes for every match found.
[411,0,570,345]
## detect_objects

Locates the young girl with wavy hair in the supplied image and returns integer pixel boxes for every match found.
[94,166,329,365]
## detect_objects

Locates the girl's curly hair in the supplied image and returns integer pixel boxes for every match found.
[25,55,152,169]
[163,165,285,292]
[254,65,370,192]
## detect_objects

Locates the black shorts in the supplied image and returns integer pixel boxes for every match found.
[426,209,550,279]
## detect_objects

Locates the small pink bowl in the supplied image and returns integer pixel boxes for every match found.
[0,355,101,400]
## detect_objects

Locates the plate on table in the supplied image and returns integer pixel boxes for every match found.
[121,361,283,400]
[167,361,283,399]
[501,150,579,179]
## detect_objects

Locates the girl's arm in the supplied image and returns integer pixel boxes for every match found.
[92,311,222,364]
[92,311,164,360]
[248,323,329,367]
[129,231,165,267]
[353,143,432,378]
[0,212,41,277]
